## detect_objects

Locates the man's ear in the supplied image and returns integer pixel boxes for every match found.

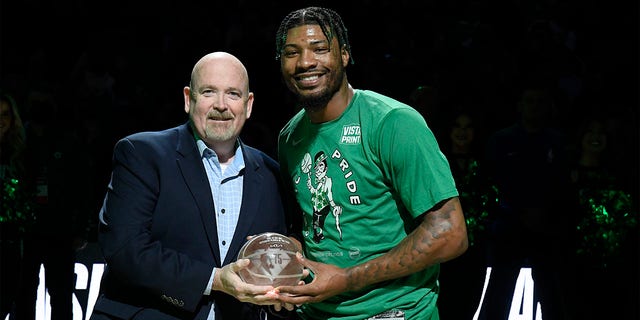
[341,45,350,67]
[245,92,254,119]
[183,87,192,114]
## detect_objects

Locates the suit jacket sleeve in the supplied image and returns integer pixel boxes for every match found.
[98,133,213,313]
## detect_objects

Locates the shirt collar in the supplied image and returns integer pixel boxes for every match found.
[196,138,245,171]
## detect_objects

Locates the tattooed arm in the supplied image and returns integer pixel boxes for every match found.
[275,196,468,304]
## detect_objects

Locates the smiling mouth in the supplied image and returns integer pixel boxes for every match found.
[208,118,231,122]
[296,74,322,88]
[299,75,319,81]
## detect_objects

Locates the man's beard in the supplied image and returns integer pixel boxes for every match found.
[296,66,345,113]
[298,90,334,113]
[204,123,234,142]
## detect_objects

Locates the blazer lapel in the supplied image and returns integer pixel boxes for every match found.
[224,144,263,265]
[175,123,222,266]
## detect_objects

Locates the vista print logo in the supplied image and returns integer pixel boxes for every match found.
[340,124,361,145]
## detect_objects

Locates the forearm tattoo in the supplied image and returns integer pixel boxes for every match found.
[346,198,461,291]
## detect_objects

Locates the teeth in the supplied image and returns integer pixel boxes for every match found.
[300,75,319,81]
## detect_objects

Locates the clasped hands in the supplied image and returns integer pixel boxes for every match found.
[215,238,349,311]
[214,258,299,311]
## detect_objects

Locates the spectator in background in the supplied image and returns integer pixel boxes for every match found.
[570,114,638,319]
[13,89,93,320]
[0,91,32,320]
[437,108,494,320]
[408,84,444,138]
[481,81,575,320]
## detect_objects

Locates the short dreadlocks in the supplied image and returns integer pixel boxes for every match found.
[275,6,354,64]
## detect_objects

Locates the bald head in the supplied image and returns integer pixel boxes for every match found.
[190,52,250,95]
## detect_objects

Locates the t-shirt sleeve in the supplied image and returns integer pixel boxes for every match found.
[375,108,459,217]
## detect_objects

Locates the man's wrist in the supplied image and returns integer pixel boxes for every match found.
[206,268,217,295]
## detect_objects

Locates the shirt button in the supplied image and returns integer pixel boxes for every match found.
[221,209,225,214]
[222,241,226,245]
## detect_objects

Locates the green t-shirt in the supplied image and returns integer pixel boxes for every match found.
[278,89,458,320]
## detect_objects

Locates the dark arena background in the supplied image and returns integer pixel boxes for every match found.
[1,1,638,319]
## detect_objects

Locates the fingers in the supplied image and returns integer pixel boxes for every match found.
[218,260,277,297]
[295,252,318,271]
[270,301,296,312]
[217,257,305,310]
[294,251,305,265]
[276,293,311,306]
[234,258,251,270]
[235,286,283,306]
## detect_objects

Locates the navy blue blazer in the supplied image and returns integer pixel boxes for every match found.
[92,123,292,320]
